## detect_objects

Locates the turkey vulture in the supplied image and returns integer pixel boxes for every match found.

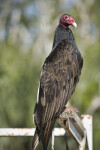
[32,14,83,150]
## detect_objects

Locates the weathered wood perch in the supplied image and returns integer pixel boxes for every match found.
[0,108,92,150]
[56,108,92,150]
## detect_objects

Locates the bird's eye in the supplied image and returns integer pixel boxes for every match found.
[65,17,69,21]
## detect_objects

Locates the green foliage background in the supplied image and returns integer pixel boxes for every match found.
[0,0,100,150]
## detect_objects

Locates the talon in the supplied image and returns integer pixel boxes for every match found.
[64,107,79,113]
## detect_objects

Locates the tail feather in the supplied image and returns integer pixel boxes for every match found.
[32,120,56,150]
[42,120,56,150]
[32,128,40,150]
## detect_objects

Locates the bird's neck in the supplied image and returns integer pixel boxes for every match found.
[52,24,75,51]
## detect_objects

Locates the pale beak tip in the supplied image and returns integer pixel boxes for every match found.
[72,22,77,28]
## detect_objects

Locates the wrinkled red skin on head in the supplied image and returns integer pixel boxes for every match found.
[60,14,75,28]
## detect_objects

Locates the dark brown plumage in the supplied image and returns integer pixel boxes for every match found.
[32,14,83,150]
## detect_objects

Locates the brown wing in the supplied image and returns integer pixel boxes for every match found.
[34,39,83,130]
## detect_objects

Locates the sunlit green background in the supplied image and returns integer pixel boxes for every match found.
[0,0,100,150]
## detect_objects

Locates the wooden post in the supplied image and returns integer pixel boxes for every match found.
[51,130,55,150]
[0,110,93,150]
[57,108,85,145]
[81,115,93,150]
[57,108,92,150]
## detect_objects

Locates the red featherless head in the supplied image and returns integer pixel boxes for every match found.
[59,14,77,28]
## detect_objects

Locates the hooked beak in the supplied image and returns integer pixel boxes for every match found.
[72,22,77,28]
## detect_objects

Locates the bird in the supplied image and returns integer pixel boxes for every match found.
[32,14,83,150]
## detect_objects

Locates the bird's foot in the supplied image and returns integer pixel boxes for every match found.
[58,107,79,119]
[64,106,79,113]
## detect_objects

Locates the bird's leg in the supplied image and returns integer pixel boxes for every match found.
[64,106,79,113]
